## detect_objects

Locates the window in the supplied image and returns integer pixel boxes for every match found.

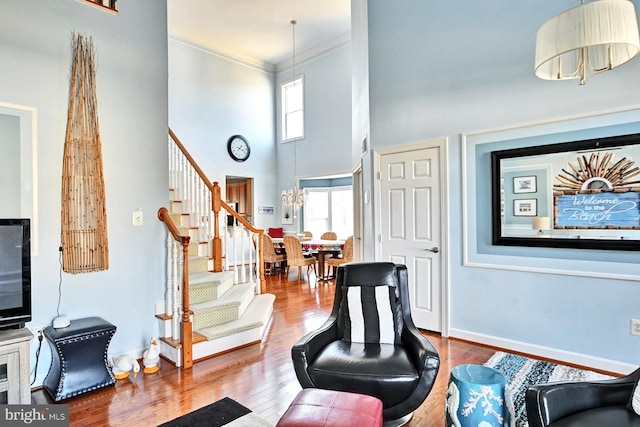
[304,186,353,239]
[281,76,304,141]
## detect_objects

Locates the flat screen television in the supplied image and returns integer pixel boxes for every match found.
[0,218,31,329]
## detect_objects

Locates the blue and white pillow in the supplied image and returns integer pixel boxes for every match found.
[342,285,401,344]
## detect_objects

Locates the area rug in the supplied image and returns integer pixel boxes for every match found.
[158,397,273,427]
[484,351,614,427]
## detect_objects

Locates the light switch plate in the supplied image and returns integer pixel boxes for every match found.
[133,210,143,226]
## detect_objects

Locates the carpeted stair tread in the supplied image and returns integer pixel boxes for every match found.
[189,271,234,304]
[192,283,254,310]
[189,256,210,274]
[197,293,276,341]
[168,212,181,224]
[191,283,256,329]
[188,241,200,257]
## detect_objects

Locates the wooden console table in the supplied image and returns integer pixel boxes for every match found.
[0,327,33,404]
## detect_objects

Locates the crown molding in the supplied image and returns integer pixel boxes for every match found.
[169,31,352,76]
[275,32,351,73]
[169,33,276,74]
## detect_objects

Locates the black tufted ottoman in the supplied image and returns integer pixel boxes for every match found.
[43,317,116,401]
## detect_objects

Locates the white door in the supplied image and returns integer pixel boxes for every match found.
[379,146,443,332]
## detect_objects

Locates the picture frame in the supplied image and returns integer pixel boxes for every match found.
[513,199,537,216]
[491,131,640,251]
[281,203,293,225]
[258,206,274,215]
[513,175,537,193]
[83,0,118,11]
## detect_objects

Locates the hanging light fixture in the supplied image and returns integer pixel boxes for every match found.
[281,137,308,217]
[535,0,640,85]
[282,19,308,217]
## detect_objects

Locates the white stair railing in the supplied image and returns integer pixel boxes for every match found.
[160,129,268,369]
[220,223,258,285]
[167,130,264,282]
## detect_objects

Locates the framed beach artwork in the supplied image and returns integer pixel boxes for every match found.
[492,130,640,250]
[513,175,537,193]
[513,199,537,216]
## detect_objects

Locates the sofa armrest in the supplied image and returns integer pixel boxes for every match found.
[526,368,640,427]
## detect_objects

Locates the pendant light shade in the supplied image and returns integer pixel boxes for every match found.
[535,0,640,84]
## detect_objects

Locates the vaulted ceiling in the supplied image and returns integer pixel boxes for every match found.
[167,0,351,67]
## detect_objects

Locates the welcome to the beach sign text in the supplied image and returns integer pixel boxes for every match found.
[555,192,640,229]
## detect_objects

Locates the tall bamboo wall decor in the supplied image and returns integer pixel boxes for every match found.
[61,33,109,273]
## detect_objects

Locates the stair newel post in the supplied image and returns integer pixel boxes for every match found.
[180,235,193,369]
[212,181,223,272]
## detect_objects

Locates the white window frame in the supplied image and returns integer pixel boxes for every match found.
[303,185,353,240]
[281,76,305,142]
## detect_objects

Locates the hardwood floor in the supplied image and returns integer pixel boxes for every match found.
[31,271,502,426]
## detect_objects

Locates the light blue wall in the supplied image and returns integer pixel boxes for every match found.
[361,1,640,366]
[6,0,637,383]
[168,39,352,234]
[0,0,169,384]
[275,44,353,230]
[168,37,280,230]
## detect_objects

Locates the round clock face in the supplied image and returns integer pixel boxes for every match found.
[227,135,250,162]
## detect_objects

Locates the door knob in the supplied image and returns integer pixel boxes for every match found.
[424,247,439,253]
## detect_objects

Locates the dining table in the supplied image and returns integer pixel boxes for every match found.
[271,237,345,280]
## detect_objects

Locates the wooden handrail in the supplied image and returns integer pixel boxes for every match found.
[157,207,189,245]
[169,128,215,194]
[169,128,261,234]
[157,207,193,369]
[220,197,262,234]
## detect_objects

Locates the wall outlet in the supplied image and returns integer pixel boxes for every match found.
[631,319,640,336]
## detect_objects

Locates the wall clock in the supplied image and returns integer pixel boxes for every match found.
[227,135,250,162]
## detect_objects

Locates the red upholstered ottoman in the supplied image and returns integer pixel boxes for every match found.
[276,389,383,427]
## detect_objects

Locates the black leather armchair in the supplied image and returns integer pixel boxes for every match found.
[291,262,440,426]
[526,366,640,427]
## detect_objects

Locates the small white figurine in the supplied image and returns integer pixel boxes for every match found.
[142,338,160,374]
[108,354,140,380]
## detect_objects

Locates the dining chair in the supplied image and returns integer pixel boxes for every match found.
[320,231,337,240]
[283,235,317,280]
[260,233,286,276]
[326,235,353,277]
[303,230,313,239]
[319,231,339,274]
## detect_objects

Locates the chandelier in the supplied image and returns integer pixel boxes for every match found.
[282,185,308,216]
[281,19,308,216]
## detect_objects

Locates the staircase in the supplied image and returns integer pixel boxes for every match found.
[156,129,273,368]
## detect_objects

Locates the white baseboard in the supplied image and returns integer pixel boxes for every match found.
[450,328,637,375]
